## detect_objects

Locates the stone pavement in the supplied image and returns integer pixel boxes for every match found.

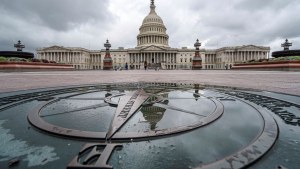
[0,70,300,96]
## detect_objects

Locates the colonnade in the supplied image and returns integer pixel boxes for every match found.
[90,54,102,70]
[138,36,168,46]
[223,51,268,63]
[37,51,101,70]
[203,51,269,70]
[129,52,176,69]
[90,54,101,63]
[38,52,83,63]
[205,54,216,63]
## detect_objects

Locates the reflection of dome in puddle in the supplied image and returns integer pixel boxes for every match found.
[141,106,166,130]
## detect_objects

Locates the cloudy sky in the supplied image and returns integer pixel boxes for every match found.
[1,0,300,53]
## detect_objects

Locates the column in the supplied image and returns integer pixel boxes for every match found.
[130,54,132,63]
[139,54,141,64]
[172,53,175,64]
[260,51,262,60]
[72,52,74,63]
[133,54,135,64]
[61,52,62,62]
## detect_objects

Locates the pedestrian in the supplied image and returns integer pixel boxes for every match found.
[144,61,147,71]
[125,63,128,70]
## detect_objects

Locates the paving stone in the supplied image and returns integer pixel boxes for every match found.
[0,70,299,96]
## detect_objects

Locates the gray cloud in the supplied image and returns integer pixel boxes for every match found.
[0,0,112,31]
[0,0,299,53]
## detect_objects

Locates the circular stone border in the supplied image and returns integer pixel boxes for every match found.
[197,93,279,169]
[24,83,279,169]
[27,86,224,141]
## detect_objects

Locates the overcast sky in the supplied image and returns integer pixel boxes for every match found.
[1,0,300,53]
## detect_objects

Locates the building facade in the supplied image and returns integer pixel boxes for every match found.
[36,0,270,70]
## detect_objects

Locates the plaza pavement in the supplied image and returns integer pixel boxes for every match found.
[0,70,300,96]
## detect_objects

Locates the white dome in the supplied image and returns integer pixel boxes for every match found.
[137,0,169,47]
[142,12,164,25]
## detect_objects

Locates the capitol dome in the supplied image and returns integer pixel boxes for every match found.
[137,0,169,47]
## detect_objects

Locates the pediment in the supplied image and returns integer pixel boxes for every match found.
[237,45,268,51]
[44,46,69,51]
[140,45,166,51]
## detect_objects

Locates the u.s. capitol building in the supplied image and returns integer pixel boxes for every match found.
[36,0,270,70]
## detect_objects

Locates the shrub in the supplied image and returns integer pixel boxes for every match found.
[259,59,269,62]
[272,56,300,61]
[7,57,28,62]
[41,59,50,63]
[289,56,300,60]
[30,58,42,62]
[0,56,7,62]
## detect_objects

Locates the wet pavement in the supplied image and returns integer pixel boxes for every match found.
[0,83,291,169]
[0,70,300,96]
[0,76,300,169]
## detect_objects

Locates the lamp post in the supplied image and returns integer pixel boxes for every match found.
[281,39,292,51]
[192,39,202,70]
[103,39,113,70]
[14,40,25,52]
